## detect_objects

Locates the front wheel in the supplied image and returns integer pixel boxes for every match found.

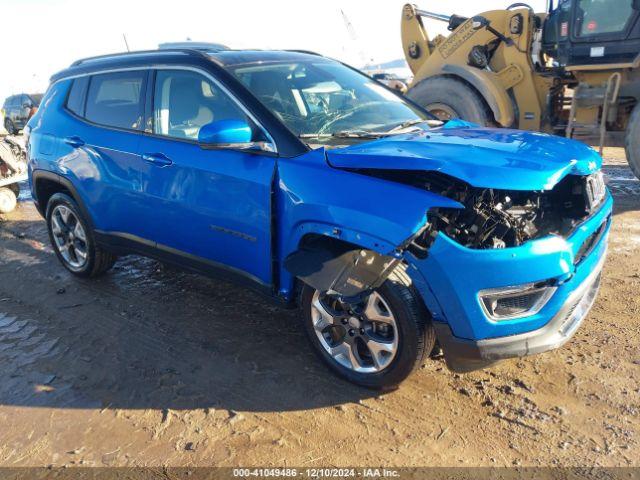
[301,274,435,389]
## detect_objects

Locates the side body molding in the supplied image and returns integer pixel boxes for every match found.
[275,148,462,299]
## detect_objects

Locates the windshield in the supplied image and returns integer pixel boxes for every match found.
[228,59,430,140]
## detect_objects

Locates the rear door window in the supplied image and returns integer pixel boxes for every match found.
[85,71,146,130]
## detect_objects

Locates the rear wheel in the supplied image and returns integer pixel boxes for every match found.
[301,271,435,389]
[407,76,493,125]
[46,193,116,277]
[0,187,17,213]
[625,103,640,180]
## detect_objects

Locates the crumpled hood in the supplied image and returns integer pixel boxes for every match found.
[325,122,602,191]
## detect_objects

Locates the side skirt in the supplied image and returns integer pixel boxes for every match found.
[94,230,296,309]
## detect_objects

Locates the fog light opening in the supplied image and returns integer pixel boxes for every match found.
[479,283,557,321]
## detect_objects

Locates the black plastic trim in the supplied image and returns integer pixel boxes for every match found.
[93,230,295,307]
[31,170,95,229]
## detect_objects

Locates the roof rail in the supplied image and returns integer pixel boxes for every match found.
[70,48,213,67]
[158,41,229,51]
[285,49,323,56]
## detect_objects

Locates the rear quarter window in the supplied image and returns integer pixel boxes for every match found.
[84,71,146,130]
[66,77,89,117]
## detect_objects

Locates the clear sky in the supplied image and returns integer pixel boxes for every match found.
[0,0,546,102]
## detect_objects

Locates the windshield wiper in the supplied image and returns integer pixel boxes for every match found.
[385,119,442,134]
[298,130,385,140]
[331,130,384,139]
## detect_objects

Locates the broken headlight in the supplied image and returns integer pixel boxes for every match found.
[479,283,557,321]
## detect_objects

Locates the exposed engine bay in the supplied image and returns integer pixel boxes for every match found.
[350,169,604,254]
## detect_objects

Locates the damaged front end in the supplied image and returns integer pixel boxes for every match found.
[354,169,607,256]
[283,166,607,305]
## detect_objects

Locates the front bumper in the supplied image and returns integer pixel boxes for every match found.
[407,192,612,372]
[433,251,604,372]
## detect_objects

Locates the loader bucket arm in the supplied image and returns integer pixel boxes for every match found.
[402,4,465,75]
[401,4,434,75]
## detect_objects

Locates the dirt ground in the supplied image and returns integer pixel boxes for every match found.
[0,147,638,469]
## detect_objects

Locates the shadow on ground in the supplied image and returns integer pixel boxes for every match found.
[0,219,378,413]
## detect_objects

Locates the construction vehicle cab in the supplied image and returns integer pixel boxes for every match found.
[401,0,640,179]
[543,0,640,67]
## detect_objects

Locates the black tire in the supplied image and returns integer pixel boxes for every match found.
[0,187,17,213]
[45,193,116,277]
[407,76,493,125]
[4,118,17,135]
[625,103,640,180]
[300,268,435,390]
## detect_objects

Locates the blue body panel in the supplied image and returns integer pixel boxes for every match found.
[327,121,602,191]
[407,194,612,339]
[134,135,275,284]
[27,51,612,353]
[275,148,462,298]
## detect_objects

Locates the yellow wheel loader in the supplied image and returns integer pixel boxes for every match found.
[401,0,640,178]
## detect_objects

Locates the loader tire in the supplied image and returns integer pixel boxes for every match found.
[407,76,493,125]
[625,103,640,181]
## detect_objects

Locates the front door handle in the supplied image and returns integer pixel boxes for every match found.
[64,136,85,148]
[142,153,173,167]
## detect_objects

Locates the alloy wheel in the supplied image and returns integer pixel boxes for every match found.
[50,205,88,269]
[310,290,399,373]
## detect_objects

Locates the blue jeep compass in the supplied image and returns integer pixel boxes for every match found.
[26,48,612,388]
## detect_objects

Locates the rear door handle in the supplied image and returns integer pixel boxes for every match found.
[64,136,85,148]
[142,153,173,167]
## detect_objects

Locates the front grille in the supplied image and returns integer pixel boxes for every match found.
[574,215,610,265]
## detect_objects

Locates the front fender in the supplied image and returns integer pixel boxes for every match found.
[276,148,461,299]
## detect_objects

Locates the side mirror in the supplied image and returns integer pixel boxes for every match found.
[22,103,30,109]
[198,119,252,144]
[198,119,276,153]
